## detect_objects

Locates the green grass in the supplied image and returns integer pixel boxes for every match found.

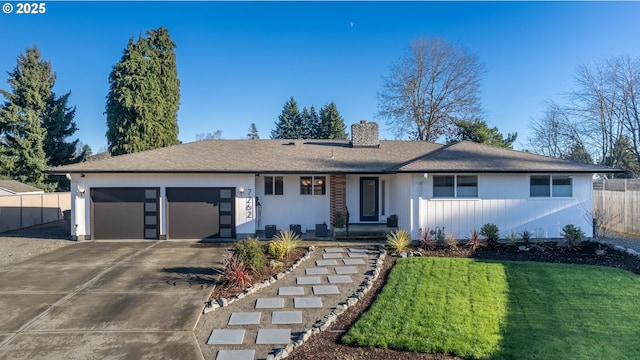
[343,257,640,359]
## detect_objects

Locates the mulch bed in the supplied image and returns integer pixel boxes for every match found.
[210,247,308,300]
[287,241,640,360]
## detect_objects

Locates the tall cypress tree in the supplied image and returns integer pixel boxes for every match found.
[0,47,52,186]
[271,96,300,139]
[106,27,180,155]
[318,102,347,139]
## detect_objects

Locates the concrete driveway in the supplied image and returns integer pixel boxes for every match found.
[0,241,230,360]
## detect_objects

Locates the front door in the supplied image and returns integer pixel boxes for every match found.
[360,177,379,221]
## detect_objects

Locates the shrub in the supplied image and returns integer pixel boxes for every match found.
[445,234,458,250]
[561,224,584,251]
[234,237,265,272]
[520,229,531,245]
[387,229,411,253]
[333,213,345,228]
[506,230,518,246]
[222,253,253,289]
[480,223,500,247]
[268,230,301,259]
[420,228,437,251]
[467,229,486,251]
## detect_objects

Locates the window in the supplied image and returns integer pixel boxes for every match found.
[457,176,478,197]
[530,175,572,197]
[264,176,284,195]
[433,175,477,198]
[552,176,572,197]
[433,176,454,197]
[300,176,326,195]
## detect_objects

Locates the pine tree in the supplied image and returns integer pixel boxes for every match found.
[271,97,300,139]
[247,123,259,139]
[106,27,180,155]
[318,102,347,139]
[43,92,79,167]
[0,47,52,187]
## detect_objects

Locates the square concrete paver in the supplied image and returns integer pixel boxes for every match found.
[335,266,358,274]
[256,298,284,309]
[348,248,369,252]
[228,312,261,325]
[322,253,343,259]
[316,259,337,266]
[297,276,321,285]
[343,259,366,265]
[324,247,344,253]
[207,329,245,344]
[328,275,353,284]
[271,311,303,324]
[306,267,328,275]
[216,350,255,360]
[348,252,368,258]
[278,287,305,296]
[312,285,340,295]
[256,328,291,344]
[294,297,323,308]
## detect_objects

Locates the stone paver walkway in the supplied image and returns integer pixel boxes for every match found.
[196,246,382,360]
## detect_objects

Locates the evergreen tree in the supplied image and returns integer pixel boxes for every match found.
[271,97,300,139]
[307,105,320,138]
[247,123,260,139]
[564,142,593,164]
[449,119,517,149]
[607,136,640,178]
[0,47,51,187]
[318,102,347,139]
[106,27,180,155]
[43,92,79,167]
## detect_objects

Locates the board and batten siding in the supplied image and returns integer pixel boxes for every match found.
[257,174,330,232]
[69,173,255,239]
[414,173,593,239]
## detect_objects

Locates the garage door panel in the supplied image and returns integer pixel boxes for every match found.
[167,188,234,239]
[91,188,159,240]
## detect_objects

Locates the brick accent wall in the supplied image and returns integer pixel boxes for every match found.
[330,174,347,227]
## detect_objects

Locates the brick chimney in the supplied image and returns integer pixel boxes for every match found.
[351,120,379,147]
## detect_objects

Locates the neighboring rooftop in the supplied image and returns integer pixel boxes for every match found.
[48,139,619,175]
[0,180,45,195]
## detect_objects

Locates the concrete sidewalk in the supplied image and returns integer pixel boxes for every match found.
[195,245,385,360]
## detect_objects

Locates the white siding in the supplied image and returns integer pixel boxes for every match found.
[257,174,330,232]
[71,173,256,239]
[415,173,593,239]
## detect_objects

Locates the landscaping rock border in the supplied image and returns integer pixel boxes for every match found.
[202,246,316,314]
[266,245,387,360]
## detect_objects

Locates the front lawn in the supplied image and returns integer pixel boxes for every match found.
[342,257,640,359]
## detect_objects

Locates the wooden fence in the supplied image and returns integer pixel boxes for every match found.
[0,192,71,233]
[593,179,640,236]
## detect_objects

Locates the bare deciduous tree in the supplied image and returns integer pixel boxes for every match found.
[528,101,587,159]
[377,37,485,142]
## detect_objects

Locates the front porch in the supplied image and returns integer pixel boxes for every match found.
[254,223,396,241]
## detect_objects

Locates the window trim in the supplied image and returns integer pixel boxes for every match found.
[264,175,284,196]
[530,175,573,198]
[432,175,478,198]
[300,175,326,196]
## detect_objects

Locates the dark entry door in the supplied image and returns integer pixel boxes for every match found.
[360,177,379,221]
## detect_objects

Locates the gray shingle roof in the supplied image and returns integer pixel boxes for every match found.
[399,141,618,173]
[47,139,619,175]
[0,180,44,194]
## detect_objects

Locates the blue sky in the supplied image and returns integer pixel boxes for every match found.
[2,1,640,152]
